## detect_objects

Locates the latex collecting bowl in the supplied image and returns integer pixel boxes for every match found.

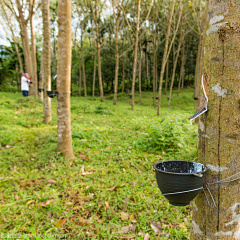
[153,160,207,206]
[47,90,58,98]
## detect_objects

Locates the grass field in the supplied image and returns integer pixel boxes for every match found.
[0,88,198,239]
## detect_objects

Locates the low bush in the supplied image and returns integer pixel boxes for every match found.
[135,116,197,153]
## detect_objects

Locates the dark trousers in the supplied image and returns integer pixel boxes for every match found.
[22,91,29,97]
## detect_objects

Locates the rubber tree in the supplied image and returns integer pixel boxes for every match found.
[0,4,23,76]
[80,22,87,97]
[157,0,176,115]
[190,1,240,239]
[90,0,104,102]
[3,0,32,83]
[112,0,123,105]
[42,0,51,124]
[29,0,38,98]
[57,0,74,158]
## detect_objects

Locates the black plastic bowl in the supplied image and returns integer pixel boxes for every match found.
[47,90,58,98]
[38,88,44,92]
[153,160,207,206]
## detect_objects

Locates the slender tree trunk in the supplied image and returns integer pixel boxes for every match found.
[165,58,169,93]
[157,0,176,115]
[167,17,183,107]
[121,37,125,93]
[155,40,158,90]
[96,36,104,101]
[190,1,240,239]
[16,0,32,81]
[113,16,119,105]
[178,41,185,96]
[145,40,148,88]
[195,2,208,124]
[1,6,24,75]
[194,0,202,111]
[78,57,82,96]
[138,42,142,102]
[92,52,96,97]
[57,0,74,158]
[29,1,38,98]
[131,0,141,110]
[91,0,104,101]
[153,26,156,106]
[81,24,87,97]
[13,38,23,76]
[38,54,44,102]
[42,0,51,123]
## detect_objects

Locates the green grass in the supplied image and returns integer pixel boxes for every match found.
[0,88,197,239]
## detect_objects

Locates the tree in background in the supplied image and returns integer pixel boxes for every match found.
[3,0,32,89]
[42,0,51,123]
[57,0,74,158]
[90,0,104,102]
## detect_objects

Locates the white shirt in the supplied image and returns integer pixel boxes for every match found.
[21,76,29,91]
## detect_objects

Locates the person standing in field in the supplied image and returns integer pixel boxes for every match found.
[21,73,32,97]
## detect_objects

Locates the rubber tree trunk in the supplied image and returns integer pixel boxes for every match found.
[92,52,96,97]
[165,58,169,93]
[157,0,175,115]
[194,0,202,112]
[153,25,156,107]
[121,37,125,93]
[91,0,104,102]
[167,18,183,107]
[42,0,51,124]
[38,54,43,102]
[78,57,82,96]
[81,23,87,97]
[157,0,176,115]
[190,1,240,239]
[30,2,38,99]
[194,3,208,124]
[1,7,24,75]
[178,41,185,96]
[16,0,32,80]
[13,38,23,76]
[138,42,142,102]
[113,15,120,105]
[57,0,74,158]
[131,0,141,110]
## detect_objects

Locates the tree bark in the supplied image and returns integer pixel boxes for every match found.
[131,0,141,110]
[92,52,96,97]
[29,0,38,98]
[90,0,104,102]
[138,41,142,102]
[78,56,82,96]
[81,23,87,97]
[157,0,176,115]
[113,0,120,105]
[57,0,74,158]
[167,17,183,107]
[195,1,208,124]
[165,58,169,93]
[42,0,51,124]
[194,0,202,113]
[38,54,43,102]
[153,25,156,107]
[178,41,185,96]
[121,37,125,93]
[190,1,240,239]
[15,0,32,81]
